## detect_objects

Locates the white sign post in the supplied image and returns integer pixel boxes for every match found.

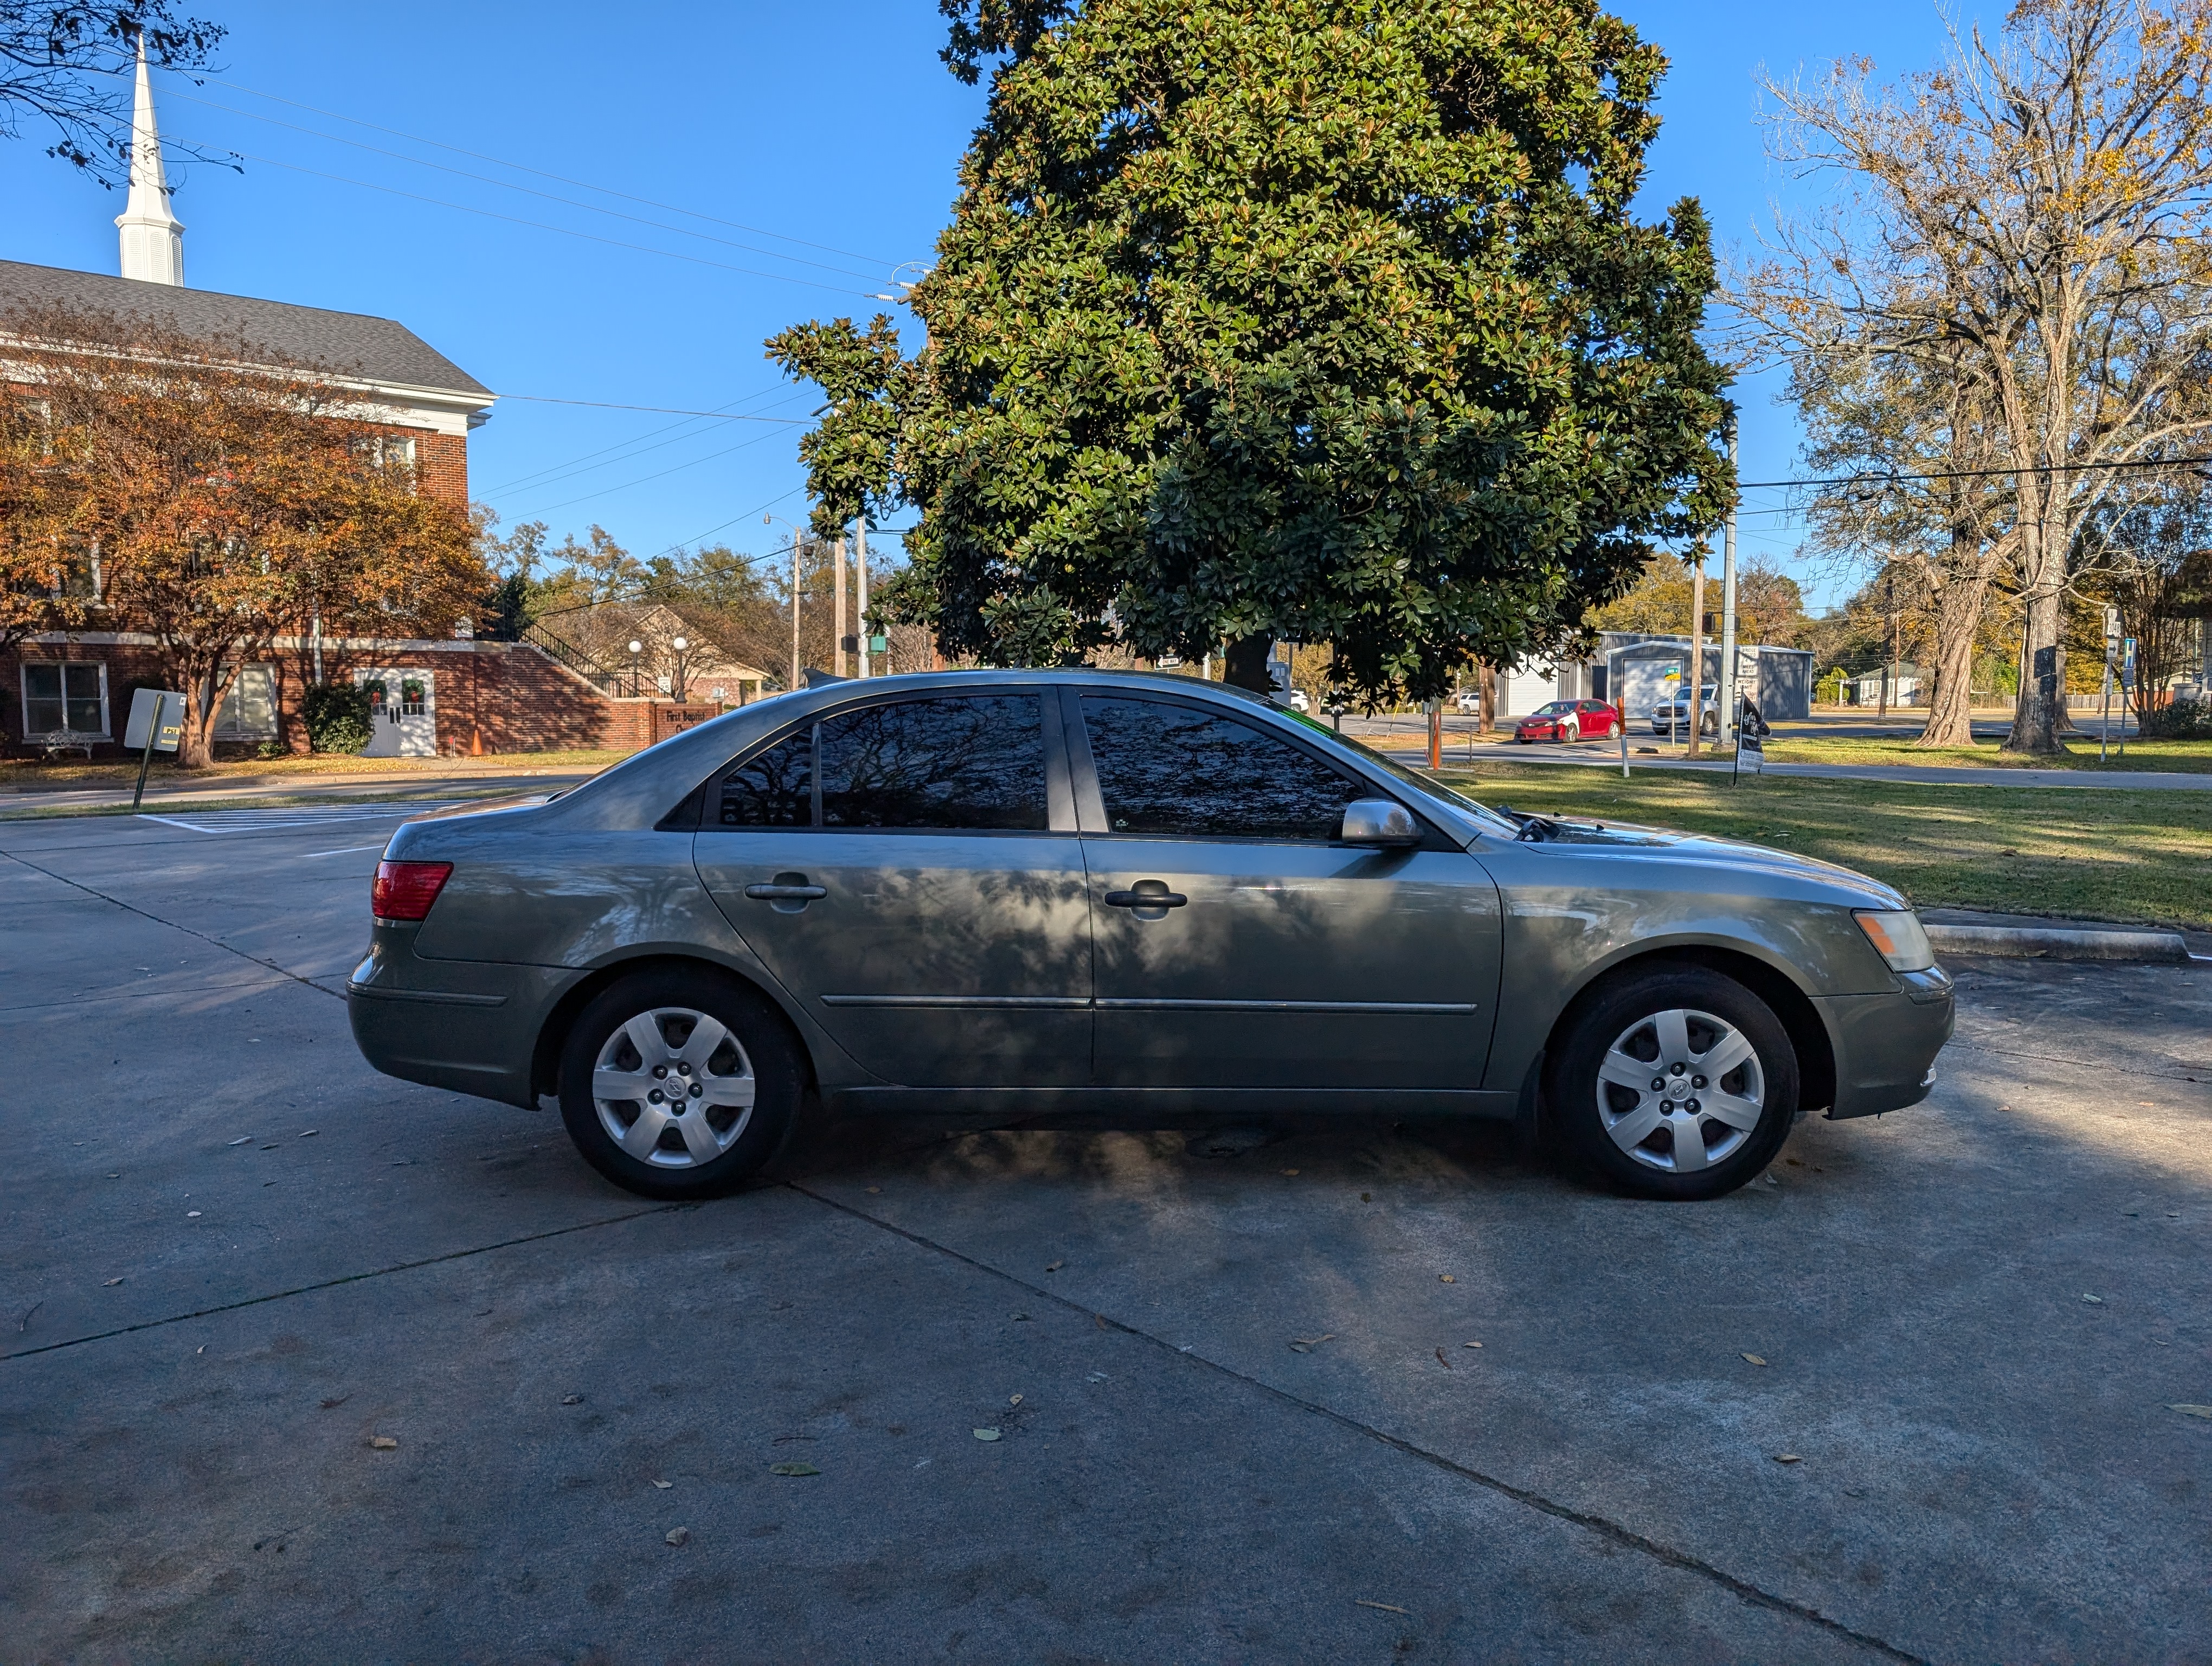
[124,688,187,811]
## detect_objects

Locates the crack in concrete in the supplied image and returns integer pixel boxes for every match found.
[0,1204,677,1362]
[1949,1038,2207,1084]
[787,1180,1932,1666]
[0,849,349,1004]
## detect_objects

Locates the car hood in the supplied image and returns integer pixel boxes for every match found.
[1509,816,1904,906]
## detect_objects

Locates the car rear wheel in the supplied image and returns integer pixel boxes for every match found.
[1547,965,1798,1200]
[557,969,801,1199]
[1604,719,1622,739]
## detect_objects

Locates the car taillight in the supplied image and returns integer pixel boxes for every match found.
[372,860,453,922]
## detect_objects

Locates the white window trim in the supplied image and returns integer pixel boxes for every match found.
[20,659,110,739]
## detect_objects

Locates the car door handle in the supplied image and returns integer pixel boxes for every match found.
[744,883,827,901]
[1104,888,1188,909]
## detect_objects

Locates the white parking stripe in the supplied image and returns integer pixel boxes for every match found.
[138,802,459,834]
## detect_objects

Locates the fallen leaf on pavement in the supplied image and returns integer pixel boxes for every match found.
[320,1395,349,1409]
[1288,1334,1334,1353]
[1435,1348,1452,1369]
[186,1210,202,1218]
[2081,1294,2104,1304]
[300,1130,318,1138]
[227,1136,252,1146]
[1355,1599,1408,1613]
[561,1394,582,1405]
[1008,1393,1023,1406]
[369,1436,398,1451]
[102,1277,124,1287]
[865,1186,881,1194]
[973,1428,1001,1441]
[665,1527,690,1546]
[768,1462,820,1477]
[1360,1191,1372,1202]
[2169,1404,2212,1419]
[1281,1168,1300,1176]
[1086,1372,1110,1383]
[1773,1453,1802,1464]
[653,1479,672,1488]
[1742,1354,1769,1367]
[1438,1274,1454,1283]
[1463,1341,1483,1349]
[1045,1260,1064,1272]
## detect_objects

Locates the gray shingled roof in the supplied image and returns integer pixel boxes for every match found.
[0,259,491,400]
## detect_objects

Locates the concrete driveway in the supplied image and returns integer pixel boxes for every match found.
[2,808,2207,1662]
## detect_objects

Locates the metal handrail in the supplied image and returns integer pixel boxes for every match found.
[520,620,622,694]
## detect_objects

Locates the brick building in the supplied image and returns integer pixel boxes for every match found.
[0,41,723,759]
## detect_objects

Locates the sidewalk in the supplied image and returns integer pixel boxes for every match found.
[0,760,610,818]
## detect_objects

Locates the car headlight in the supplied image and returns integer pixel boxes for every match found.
[1854,908,1935,972]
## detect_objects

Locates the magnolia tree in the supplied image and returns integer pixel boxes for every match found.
[770,0,1733,701]
[0,304,484,764]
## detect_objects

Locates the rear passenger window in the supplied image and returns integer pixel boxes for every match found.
[819,696,1046,830]
[717,731,812,826]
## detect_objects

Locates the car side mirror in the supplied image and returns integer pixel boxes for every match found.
[1340,799,1419,847]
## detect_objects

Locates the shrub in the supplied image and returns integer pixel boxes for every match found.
[2140,696,2212,739]
[302,682,374,753]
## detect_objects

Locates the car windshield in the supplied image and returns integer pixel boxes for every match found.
[1530,701,1573,716]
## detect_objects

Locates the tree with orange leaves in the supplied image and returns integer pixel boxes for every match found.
[0,303,485,765]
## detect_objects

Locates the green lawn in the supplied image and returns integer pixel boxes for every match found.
[1761,733,2212,774]
[1435,759,2212,930]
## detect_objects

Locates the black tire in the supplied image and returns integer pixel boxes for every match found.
[1546,965,1798,1201]
[557,967,803,1199]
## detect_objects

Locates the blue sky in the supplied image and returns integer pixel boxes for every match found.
[0,0,1971,606]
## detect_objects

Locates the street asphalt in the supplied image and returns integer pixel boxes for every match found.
[2,806,2208,1662]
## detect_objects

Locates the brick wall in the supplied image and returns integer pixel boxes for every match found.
[0,637,747,761]
[414,431,468,506]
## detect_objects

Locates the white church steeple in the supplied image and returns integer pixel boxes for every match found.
[114,34,184,285]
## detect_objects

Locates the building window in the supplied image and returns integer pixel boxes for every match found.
[369,434,418,480]
[22,662,108,738]
[213,665,278,739]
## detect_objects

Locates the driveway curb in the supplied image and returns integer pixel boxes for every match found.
[1925,923,2191,963]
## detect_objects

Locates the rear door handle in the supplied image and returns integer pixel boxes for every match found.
[1104,888,1188,909]
[744,883,827,901]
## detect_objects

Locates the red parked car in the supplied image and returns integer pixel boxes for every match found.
[1514,699,1623,744]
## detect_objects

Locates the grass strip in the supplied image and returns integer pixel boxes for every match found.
[1436,760,2212,930]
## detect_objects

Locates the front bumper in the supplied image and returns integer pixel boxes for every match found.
[1817,967,1956,1119]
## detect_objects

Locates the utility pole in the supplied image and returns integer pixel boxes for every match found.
[856,520,870,677]
[833,534,848,678]
[767,513,802,693]
[1878,567,1895,720]
[1686,553,1707,757]
[1717,411,1739,749]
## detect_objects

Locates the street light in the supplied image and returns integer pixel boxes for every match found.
[670,636,690,703]
[627,638,643,699]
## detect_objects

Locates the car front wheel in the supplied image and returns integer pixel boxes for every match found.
[1547,966,1798,1200]
[557,969,802,1199]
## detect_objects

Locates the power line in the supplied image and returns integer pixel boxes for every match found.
[173,139,887,299]
[188,73,907,271]
[162,86,892,285]
[1741,453,2212,490]
[483,393,807,499]
[507,425,789,517]
[498,394,805,422]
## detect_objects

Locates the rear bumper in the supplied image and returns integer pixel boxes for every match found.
[1817,975,1956,1120]
[346,927,573,1108]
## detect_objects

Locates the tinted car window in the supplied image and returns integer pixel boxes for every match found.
[717,729,812,826]
[819,695,1047,830]
[1081,695,1366,840]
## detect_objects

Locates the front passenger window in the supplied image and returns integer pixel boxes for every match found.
[1079,695,1367,840]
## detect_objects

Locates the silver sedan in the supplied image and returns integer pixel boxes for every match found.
[348,670,1952,1202]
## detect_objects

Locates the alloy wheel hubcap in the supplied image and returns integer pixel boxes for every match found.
[1594,1007,1764,1173]
[592,1007,756,1168]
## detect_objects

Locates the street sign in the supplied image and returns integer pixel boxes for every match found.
[125,689,188,813]
[124,688,185,753]
[2122,637,2138,689]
